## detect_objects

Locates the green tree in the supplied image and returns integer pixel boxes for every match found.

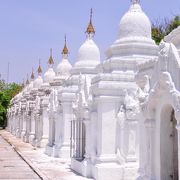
[0,80,6,91]
[0,92,9,126]
[152,16,180,44]
[0,80,22,127]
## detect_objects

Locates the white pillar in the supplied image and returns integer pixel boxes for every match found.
[25,110,31,143]
[29,110,35,144]
[54,110,63,157]
[144,118,155,179]
[13,113,17,135]
[16,112,21,138]
[137,114,147,179]
[93,97,122,180]
[84,120,91,160]
[19,111,23,138]
[59,101,72,158]
[45,108,55,156]
[38,106,49,148]
[21,111,26,140]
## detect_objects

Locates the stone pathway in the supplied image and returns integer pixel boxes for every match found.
[0,130,92,180]
[0,135,41,180]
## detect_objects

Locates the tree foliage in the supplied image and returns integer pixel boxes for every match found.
[152,16,180,44]
[0,80,22,127]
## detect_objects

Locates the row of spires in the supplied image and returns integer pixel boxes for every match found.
[24,8,96,86]
[23,0,140,86]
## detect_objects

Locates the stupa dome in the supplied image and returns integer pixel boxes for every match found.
[33,75,43,89]
[75,9,100,68]
[44,67,56,83]
[57,58,72,76]
[75,38,100,67]
[28,81,34,91]
[27,70,35,91]
[118,2,151,39]
[57,37,72,76]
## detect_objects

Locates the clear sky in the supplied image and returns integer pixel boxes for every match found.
[0,0,179,83]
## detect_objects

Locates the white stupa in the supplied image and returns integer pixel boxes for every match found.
[28,69,35,91]
[89,2,159,179]
[44,50,56,83]
[33,62,43,89]
[72,9,100,75]
[56,37,72,77]
[105,0,158,65]
[75,37,100,68]
[119,0,151,39]
[46,38,72,156]
[22,76,31,98]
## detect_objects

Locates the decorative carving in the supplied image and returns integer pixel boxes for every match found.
[144,72,180,121]
[159,41,171,71]
[50,88,58,113]
[136,75,150,106]
[117,105,126,128]
[159,41,170,56]
[124,90,140,119]
[73,74,91,120]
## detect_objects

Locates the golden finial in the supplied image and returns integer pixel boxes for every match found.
[62,35,69,55]
[48,48,54,65]
[26,74,29,85]
[86,8,95,35]
[131,0,140,4]
[37,59,42,75]
[31,68,35,80]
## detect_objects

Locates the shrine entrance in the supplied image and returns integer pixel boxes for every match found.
[160,105,179,180]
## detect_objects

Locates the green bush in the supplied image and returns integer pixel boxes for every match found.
[0,80,22,128]
[152,16,180,44]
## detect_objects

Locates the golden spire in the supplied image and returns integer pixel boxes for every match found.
[37,59,42,75]
[26,74,29,85]
[48,48,54,65]
[86,8,95,35]
[131,0,140,4]
[31,68,35,80]
[62,35,69,55]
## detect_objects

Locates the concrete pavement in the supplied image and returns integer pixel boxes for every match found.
[0,134,41,179]
[0,130,92,180]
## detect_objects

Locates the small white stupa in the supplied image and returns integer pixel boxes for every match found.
[28,69,35,91]
[33,61,43,89]
[57,37,72,77]
[22,75,31,97]
[44,49,56,84]
[72,9,100,75]
[46,37,72,157]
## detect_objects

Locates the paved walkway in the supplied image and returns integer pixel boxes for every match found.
[0,135,41,180]
[0,130,92,180]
